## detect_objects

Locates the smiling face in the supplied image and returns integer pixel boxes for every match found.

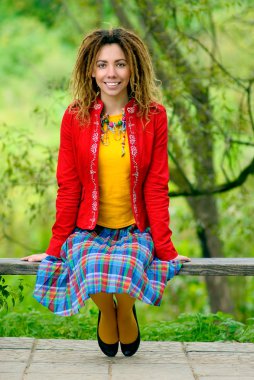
[92,43,131,104]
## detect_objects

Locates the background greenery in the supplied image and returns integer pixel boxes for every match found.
[0,0,253,340]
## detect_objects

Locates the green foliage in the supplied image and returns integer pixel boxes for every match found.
[0,124,57,219]
[142,312,254,342]
[1,0,61,27]
[0,276,24,311]
[0,309,253,342]
[0,308,97,339]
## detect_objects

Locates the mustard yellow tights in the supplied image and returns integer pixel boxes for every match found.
[90,293,138,345]
[115,293,138,344]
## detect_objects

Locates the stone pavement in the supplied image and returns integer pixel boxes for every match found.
[0,338,254,380]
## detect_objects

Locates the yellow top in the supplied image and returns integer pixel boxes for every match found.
[97,114,135,228]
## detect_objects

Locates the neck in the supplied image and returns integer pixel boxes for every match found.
[100,94,129,115]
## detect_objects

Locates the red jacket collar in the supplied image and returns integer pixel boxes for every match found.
[91,97,138,116]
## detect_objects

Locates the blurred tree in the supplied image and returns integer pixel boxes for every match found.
[1,0,254,316]
[110,0,254,312]
[4,0,62,27]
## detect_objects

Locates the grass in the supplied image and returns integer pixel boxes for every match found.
[1,278,253,342]
[0,310,253,342]
[142,312,254,342]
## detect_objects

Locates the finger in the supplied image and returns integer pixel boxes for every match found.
[179,257,191,262]
[20,256,39,261]
[29,257,41,262]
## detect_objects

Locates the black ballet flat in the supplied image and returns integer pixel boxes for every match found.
[97,310,119,357]
[120,305,140,357]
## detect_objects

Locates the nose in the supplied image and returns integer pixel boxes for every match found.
[106,64,117,77]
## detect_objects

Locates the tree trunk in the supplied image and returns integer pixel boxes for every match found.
[188,195,233,313]
[109,0,234,314]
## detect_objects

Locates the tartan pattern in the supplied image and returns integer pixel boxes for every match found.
[33,225,182,316]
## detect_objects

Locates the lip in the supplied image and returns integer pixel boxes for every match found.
[104,82,121,87]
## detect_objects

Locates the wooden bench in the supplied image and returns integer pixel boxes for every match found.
[1,258,254,276]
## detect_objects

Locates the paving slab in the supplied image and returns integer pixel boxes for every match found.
[184,341,254,352]
[0,375,23,380]
[0,338,253,380]
[199,378,254,380]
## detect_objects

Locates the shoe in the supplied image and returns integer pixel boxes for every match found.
[97,309,119,357]
[120,305,140,357]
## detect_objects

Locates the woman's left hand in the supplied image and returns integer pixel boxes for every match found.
[175,254,191,262]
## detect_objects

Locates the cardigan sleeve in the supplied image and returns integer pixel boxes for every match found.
[143,107,178,261]
[46,108,82,257]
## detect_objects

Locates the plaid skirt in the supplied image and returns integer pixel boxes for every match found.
[33,225,181,316]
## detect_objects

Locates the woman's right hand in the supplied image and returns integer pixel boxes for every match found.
[20,253,49,262]
[175,254,191,262]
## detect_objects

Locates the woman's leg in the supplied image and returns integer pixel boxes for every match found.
[90,293,118,344]
[115,293,138,344]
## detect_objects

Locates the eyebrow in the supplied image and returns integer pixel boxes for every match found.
[96,59,127,63]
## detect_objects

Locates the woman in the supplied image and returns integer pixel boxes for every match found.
[21,28,190,357]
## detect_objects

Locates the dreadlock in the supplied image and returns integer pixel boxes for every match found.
[71,27,161,121]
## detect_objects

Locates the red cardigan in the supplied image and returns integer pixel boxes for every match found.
[46,97,178,260]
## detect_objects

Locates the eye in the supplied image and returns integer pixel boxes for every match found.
[97,63,106,69]
[117,62,126,67]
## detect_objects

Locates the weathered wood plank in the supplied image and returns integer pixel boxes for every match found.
[0,259,40,275]
[0,258,254,276]
[180,258,254,276]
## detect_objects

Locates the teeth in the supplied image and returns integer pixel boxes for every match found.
[106,82,119,86]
